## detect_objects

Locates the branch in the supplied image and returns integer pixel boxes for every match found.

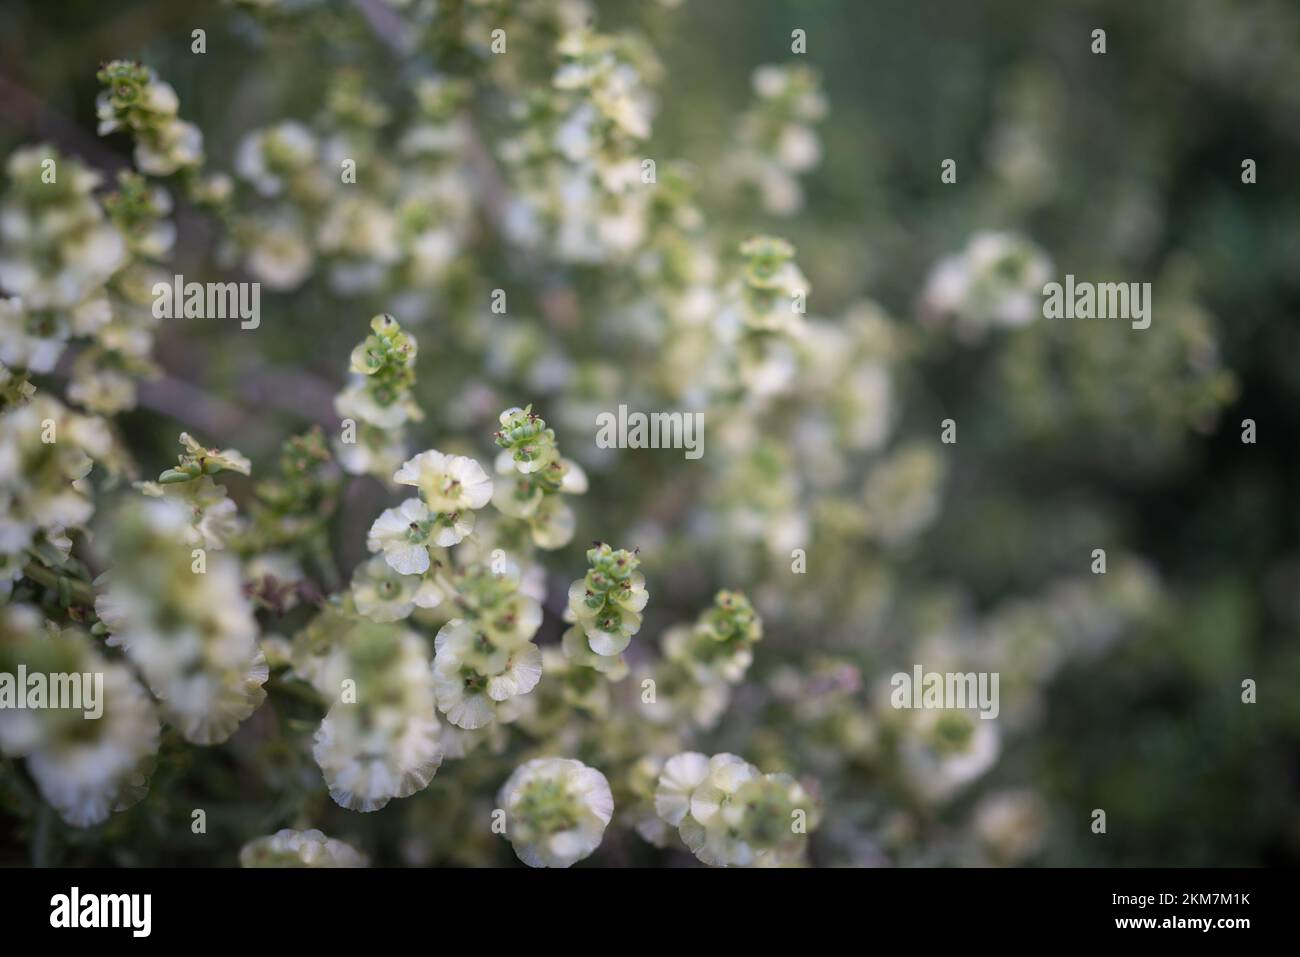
[21,562,97,608]
[350,0,416,56]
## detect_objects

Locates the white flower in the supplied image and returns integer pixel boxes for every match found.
[366,498,433,575]
[0,297,67,373]
[137,118,203,176]
[94,499,267,746]
[777,124,820,172]
[431,620,542,730]
[485,642,543,702]
[311,627,443,812]
[973,789,1047,863]
[246,219,314,290]
[653,751,711,826]
[239,828,367,868]
[498,758,613,868]
[139,475,243,550]
[366,496,476,571]
[235,121,319,197]
[314,707,443,812]
[899,708,1001,803]
[0,621,160,829]
[431,621,495,730]
[351,555,442,622]
[560,626,628,678]
[654,752,814,867]
[333,427,407,480]
[920,231,1052,338]
[528,496,575,549]
[334,380,411,430]
[394,450,493,514]
[20,661,161,828]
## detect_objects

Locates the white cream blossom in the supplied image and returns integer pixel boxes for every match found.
[350,554,442,622]
[311,624,444,812]
[394,450,494,514]
[239,828,368,867]
[498,757,614,868]
[0,609,160,828]
[95,497,267,745]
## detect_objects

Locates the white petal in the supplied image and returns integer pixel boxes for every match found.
[384,543,429,576]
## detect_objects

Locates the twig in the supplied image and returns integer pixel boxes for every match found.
[135,373,250,438]
[21,562,97,609]
[350,0,417,56]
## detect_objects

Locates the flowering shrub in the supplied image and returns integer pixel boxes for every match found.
[0,0,1293,869]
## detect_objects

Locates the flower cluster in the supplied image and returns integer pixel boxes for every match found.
[663,589,763,687]
[383,449,494,561]
[501,27,660,263]
[334,314,423,482]
[704,234,811,412]
[920,231,1053,340]
[356,445,496,619]
[94,495,267,745]
[96,60,204,178]
[631,590,762,736]
[350,555,443,624]
[431,563,544,730]
[0,148,130,409]
[0,394,120,600]
[224,64,475,295]
[562,542,648,675]
[0,606,160,827]
[731,64,828,216]
[0,147,126,321]
[239,828,367,868]
[308,619,444,812]
[497,757,613,867]
[68,170,172,415]
[137,432,251,551]
[733,234,809,336]
[654,752,819,866]
[0,142,172,416]
[492,405,587,549]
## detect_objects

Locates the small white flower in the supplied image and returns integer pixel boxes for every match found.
[485,642,543,702]
[239,828,367,868]
[351,555,442,622]
[246,219,314,291]
[899,708,1001,803]
[394,450,493,514]
[366,498,433,575]
[653,751,711,826]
